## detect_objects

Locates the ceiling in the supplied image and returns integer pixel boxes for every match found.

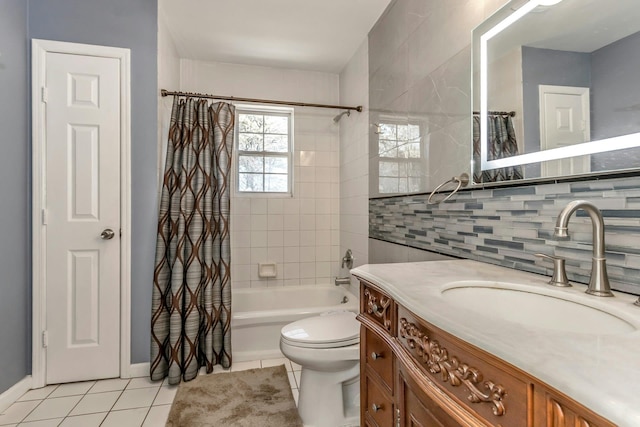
[160,0,392,73]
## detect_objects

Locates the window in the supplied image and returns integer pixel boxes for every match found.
[378,122,423,193]
[236,107,293,194]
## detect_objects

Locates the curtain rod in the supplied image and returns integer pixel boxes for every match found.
[473,110,516,117]
[161,89,362,112]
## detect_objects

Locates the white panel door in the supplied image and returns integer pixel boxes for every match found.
[45,52,121,383]
[539,85,591,177]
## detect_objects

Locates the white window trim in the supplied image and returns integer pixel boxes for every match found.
[233,104,294,197]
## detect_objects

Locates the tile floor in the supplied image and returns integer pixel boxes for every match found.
[0,358,301,427]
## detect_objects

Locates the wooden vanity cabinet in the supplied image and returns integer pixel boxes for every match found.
[398,363,468,427]
[360,283,397,427]
[532,385,614,427]
[362,283,395,333]
[357,279,616,427]
[397,306,529,426]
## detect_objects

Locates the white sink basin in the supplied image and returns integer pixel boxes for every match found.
[441,282,637,335]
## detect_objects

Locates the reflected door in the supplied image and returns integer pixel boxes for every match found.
[45,51,121,383]
[539,85,590,177]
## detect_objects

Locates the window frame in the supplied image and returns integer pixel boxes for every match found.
[234,104,294,197]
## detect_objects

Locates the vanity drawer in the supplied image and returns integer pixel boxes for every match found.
[397,306,530,426]
[398,367,469,427]
[365,327,394,393]
[364,373,394,427]
[361,281,395,334]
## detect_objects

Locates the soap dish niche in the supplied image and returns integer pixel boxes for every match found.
[258,262,277,278]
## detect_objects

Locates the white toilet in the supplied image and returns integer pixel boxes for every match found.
[280,311,360,427]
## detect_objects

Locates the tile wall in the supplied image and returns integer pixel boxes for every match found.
[339,39,370,283]
[179,60,341,288]
[370,178,640,295]
[367,0,504,198]
[367,0,640,296]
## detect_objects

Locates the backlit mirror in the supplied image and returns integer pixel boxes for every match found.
[472,0,640,184]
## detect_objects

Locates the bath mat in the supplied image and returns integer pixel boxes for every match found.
[166,365,303,427]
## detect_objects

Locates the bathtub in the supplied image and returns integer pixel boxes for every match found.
[231,285,359,362]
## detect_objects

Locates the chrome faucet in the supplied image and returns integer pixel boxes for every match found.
[535,253,570,287]
[334,276,351,286]
[553,200,614,297]
[341,249,354,269]
[336,249,354,286]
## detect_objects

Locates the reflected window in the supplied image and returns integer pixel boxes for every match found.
[378,123,422,193]
[236,107,293,194]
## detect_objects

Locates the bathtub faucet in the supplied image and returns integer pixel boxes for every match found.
[341,249,354,269]
[335,276,351,286]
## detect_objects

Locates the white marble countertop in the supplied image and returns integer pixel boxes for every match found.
[351,259,640,427]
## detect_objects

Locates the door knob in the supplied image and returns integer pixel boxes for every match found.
[100,229,115,240]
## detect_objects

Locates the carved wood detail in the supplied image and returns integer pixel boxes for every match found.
[548,397,593,427]
[578,418,592,427]
[364,288,392,331]
[399,317,507,417]
[549,399,566,426]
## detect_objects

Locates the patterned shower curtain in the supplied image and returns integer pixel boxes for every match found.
[151,96,235,385]
[472,114,523,183]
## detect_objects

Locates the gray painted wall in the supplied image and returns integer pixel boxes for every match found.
[521,46,591,177]
[590,31,640,171]
[28,0,158,365]
[0,0,30,395]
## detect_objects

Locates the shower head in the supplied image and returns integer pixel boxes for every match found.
[333,110,351,123]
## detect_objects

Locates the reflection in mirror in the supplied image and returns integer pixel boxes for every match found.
[473,0,640,183]
[472,111,523,183]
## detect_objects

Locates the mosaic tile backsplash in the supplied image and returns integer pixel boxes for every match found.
[370,176,640,296]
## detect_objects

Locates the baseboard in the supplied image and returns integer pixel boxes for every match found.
[127,363,150,378]
[0,376,32,413]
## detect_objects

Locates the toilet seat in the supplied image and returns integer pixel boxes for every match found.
[281,311,360,349]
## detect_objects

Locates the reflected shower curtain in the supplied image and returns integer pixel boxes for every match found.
[151,96,235,385]
[472,114,523,183]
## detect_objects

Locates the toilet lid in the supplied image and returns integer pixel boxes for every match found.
[281,311,360,348]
